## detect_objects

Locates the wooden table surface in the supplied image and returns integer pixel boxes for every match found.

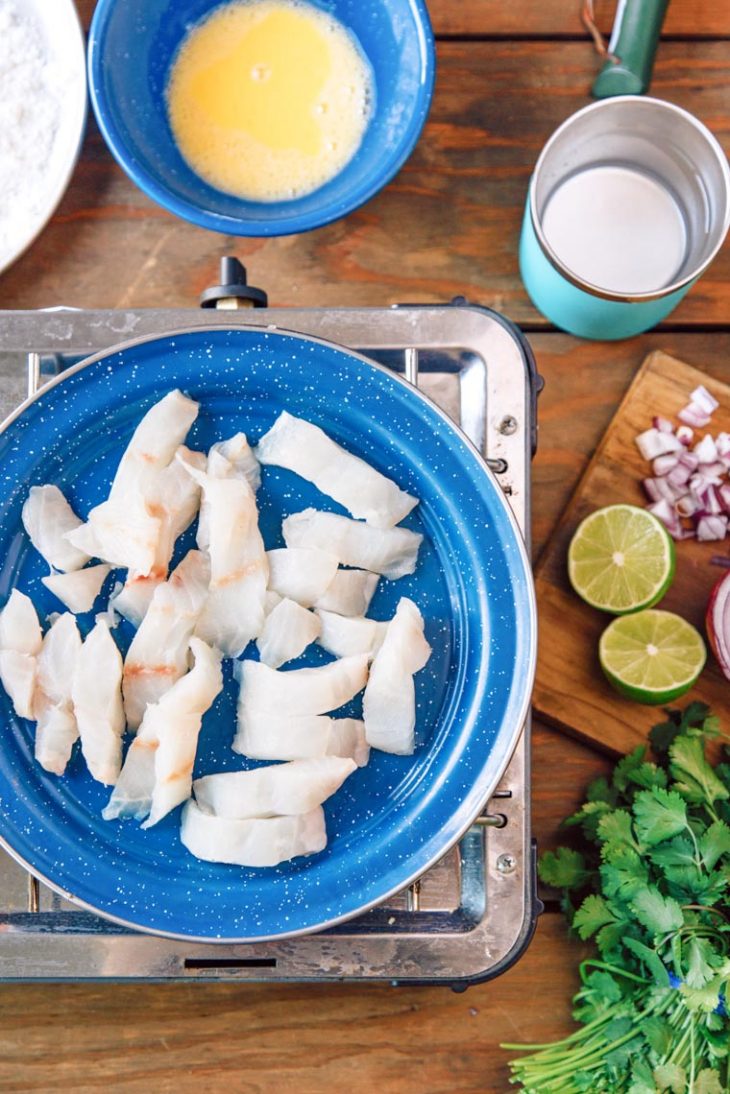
[1,2,729,1091]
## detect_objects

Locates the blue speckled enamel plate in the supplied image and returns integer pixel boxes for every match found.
[0,326,536,942]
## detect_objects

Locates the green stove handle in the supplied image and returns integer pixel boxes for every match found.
[591,0,670,98]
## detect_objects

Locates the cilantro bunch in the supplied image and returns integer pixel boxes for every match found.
[504,703,730,1093]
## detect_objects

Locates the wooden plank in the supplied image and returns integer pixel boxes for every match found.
[535,350,730,756]
[0,911,590,1093]
[427,0,730,37]
[76,0,730,41]
[3,42,729,326]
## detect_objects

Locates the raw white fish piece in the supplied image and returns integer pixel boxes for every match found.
[72,620,125,785]
[111,389,199,496]
[266,547,339,607]
[0,590,43,655]
[65,494,161,575]
[0,651,37,720]
[209,433,261,492]
[114,446,206,624]
[22,485,90,572]
[34,702,78,777]
[0,591,43,719]
[194,756,357,819]
[234,710,369,766]
[182,461,268,657]
[34,613,83,776]
[106,639,222,827]
[316,609,387,660]
[363,598,431,755]
[257,412,417,528]
[314,568,379,617]
[236,654,368,717]
[180,799,327,867]
[122,549,210,730]
[256,598,321,668]
[264,590,282,615]
[41,564,111,614]
[283,509,422,580]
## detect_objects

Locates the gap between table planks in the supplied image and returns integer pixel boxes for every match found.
[534,350,730,757]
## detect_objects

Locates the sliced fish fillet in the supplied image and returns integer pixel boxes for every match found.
[283,509,422,580]
[257,411,417,528]
[256,597,321,668]
[363,598,432,755]
[22,485,89,572]
[122,549,210,730]
[34,613,82,775]
[314,568,379,617]
[180,800,327,867]
[193,756,356,818]
[0,591,43,719]
[72,620,125,784]
[266,547,339,607]
[42,564,111,614]
[316,609,387,660]
[236,654,368,717]
[234,709,369,767]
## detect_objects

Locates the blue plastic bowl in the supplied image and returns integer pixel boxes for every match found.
[87,0,435,236]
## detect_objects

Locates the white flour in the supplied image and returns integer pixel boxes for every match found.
[0,0,62,264]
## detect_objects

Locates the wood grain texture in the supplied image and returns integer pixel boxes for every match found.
[535,350,730,755]
[427,0,730,37]
[3,40,729,326]
[0,910,590,1094]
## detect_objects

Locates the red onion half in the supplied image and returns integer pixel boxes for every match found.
[706,570,730,680]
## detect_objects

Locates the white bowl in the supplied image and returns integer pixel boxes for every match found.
[0,0,87,275]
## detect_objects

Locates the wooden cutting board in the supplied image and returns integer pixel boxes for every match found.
[534,350,730,756]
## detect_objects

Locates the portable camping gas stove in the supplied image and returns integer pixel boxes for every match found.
[0,266,542,988]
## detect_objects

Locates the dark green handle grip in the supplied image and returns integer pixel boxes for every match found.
[591,0,670,98]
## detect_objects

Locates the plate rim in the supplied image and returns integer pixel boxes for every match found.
[0,322,536,942]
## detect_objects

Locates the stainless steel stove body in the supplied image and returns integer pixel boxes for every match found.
[0,301,541,987]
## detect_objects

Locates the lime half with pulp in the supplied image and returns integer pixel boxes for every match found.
[599,609,706,705]
[568,504,675,614]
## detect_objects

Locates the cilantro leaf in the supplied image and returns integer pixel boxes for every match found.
[654,1062,687,1093]
[584,969,623,1005]
[670,735,729,805]
[600,848,648,901]
[573,894,617,940]
[640,1015,673,1056]
[597,809,636,850]
[623,936,670,986]
[613,746,647,792]
[632,787,687,846]
[595,919,630,958]
[628,762,668,791]
[587,776,617,806]
[696,1072,724,1094]
[630,887,683,935]
[648,835,695,869]
[538,846,588,890]
[685,937,722,990]
[699,819,730,870]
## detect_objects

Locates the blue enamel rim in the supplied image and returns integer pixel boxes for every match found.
[0,326,536,942]
[86,1,436,237]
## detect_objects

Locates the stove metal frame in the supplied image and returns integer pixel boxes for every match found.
[0,303,541,987]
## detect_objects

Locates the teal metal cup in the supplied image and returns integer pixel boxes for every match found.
[519,97,730,340]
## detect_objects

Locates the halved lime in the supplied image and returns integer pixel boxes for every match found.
[568,504,675,614]
[599,609,706,705]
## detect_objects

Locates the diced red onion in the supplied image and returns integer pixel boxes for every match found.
[653,415,675,434]
[647,499,682,538]
[710,555,730,569]
[676,494,698,518]
[700,486,723,516]
[715,432,730,457]
[690,472,723,493]
[700,461,726,478]
[678,450,699,471]
[666,464,692,489]
[691,384,719,416]
[676,425,694,446]
[697,515,728,541]
[718,483,730,513]
[694,434,718,464]
[643,478,662,503]
[652,453,679,476]
[678,403,711,428]
[635,428,683,460]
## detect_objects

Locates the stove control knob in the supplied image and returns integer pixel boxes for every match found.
[200,256,268,309]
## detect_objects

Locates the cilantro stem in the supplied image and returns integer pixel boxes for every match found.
[578,958,649,985]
